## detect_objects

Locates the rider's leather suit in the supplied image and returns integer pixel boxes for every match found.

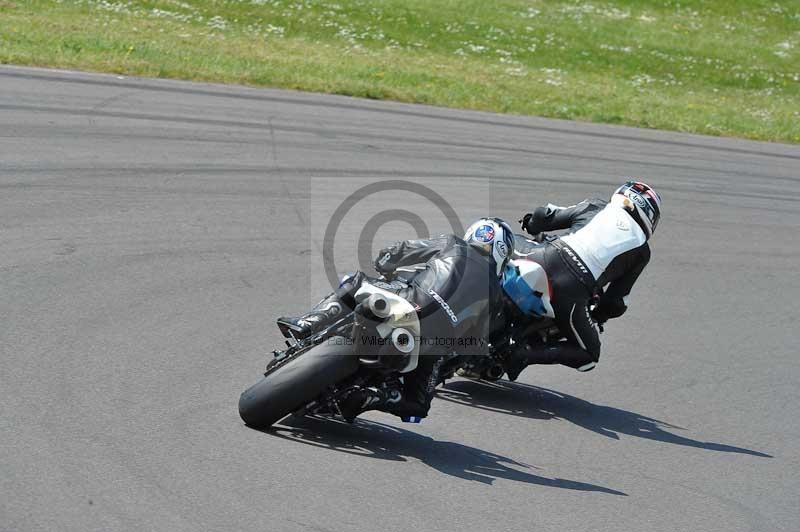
[517,199,651,371]
[344,234,508,417]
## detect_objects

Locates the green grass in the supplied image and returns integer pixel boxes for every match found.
[1,0,798,142]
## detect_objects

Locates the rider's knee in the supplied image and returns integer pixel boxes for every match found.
[575,344,600,372]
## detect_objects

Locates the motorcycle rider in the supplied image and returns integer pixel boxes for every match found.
[505,181,661,380]
[277,218,515,422]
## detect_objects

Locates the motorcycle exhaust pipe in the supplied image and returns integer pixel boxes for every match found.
[366,293,392,318]
[391,328,415,354]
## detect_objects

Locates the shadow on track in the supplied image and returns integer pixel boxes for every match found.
[259,415,626,495]
[437,379,772,458]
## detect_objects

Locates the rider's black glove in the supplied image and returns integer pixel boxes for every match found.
[374,247,397,275]
[520,211,549,237]
[519,213,534,234]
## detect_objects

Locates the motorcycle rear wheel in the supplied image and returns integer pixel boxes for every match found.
[238,336,359,428]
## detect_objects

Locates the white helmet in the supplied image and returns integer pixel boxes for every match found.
[463,218,514,277]
[611,181,662,238]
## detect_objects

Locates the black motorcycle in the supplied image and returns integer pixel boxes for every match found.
[239,249,565,428]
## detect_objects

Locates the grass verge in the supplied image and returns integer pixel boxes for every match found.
[1,0,798,142]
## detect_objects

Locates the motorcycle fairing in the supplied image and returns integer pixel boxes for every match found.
[503,259,556,319]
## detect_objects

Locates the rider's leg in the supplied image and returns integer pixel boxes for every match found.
[547,296,601,372]
[506,306,600,380]
[337,385,402,423]
[387,354,445,419]
[277,272,364,339]
[543,246,601,372]
[339,354,444,422]
[505,341,559,381]
[506,249,600,380]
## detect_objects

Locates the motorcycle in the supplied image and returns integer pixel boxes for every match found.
[238,234,569,428]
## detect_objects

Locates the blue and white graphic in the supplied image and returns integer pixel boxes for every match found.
[474,224,495,243]
[502,259,556,318]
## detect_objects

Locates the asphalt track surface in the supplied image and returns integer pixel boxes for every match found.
[2,65,799,532]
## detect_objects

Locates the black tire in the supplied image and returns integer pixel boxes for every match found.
[238,337,359,428]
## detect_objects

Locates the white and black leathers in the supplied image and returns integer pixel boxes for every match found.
[518,198,651,371]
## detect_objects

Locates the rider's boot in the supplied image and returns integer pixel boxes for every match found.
[505,354,528,382]
[542,344,597,372]
[505,344,561,381]
[277,292,344,340]
[338,385,402,423]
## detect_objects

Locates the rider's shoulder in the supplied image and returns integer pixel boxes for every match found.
[445,234,463,245]
[582,198,608,209]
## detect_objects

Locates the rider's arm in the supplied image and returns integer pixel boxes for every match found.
[593,245,651,322]
[374,235,451,275]
[522,201,591,235]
